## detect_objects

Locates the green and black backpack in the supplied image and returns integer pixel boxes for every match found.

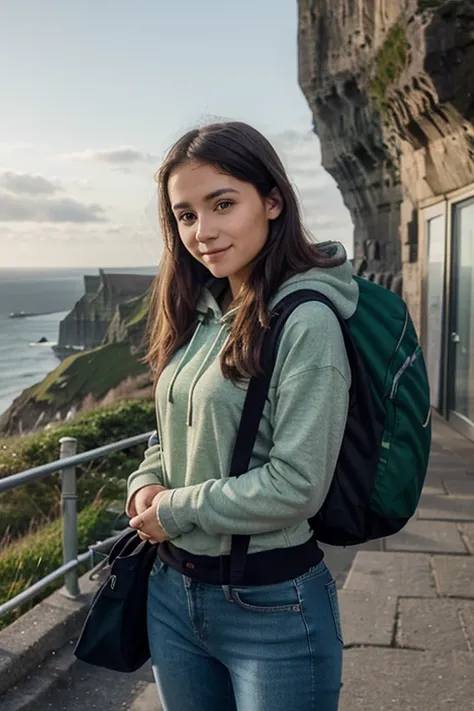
[229,276,432,558]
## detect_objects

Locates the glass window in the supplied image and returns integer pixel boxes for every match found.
[425,214,445,409]
[452,198,474,424]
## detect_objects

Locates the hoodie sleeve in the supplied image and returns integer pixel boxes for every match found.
[156,304,351,538]
[125,443,164,516]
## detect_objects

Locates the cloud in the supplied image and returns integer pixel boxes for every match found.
[0,192,106,223]
[0,170,60,196]
[65,146,158,166]
[0,169,107,223]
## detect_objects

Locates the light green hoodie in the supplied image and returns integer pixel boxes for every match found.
[126,243,358,557]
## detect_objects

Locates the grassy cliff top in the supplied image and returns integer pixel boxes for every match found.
[33,342,148,408]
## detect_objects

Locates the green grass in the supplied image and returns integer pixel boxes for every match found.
[121,291,151,328]
[0,399,158,628]
[0,399,156,539]
[0,499,117,630]
[33,342,148,407]
[369,22,410,113]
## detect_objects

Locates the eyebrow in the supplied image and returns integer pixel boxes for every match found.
[172,187,240,211]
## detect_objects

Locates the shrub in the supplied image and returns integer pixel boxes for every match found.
[0,498,116,630]
[0,399,156,540]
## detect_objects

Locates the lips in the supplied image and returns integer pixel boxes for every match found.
[201,246,230,256]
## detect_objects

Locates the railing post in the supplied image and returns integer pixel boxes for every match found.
[59,436,80,598]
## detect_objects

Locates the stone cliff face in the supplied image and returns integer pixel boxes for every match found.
[0,272,155,435]
[298,0,474,328]
[57,270,154,351]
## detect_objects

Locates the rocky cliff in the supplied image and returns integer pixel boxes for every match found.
[298,0,474,328]
[57,270,154,351]
[0,273,155,435]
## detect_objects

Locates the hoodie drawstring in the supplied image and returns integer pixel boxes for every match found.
[186,323,228,427]
[166,321,204,404]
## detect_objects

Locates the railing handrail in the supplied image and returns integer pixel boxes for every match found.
[0,429,157,618]
[0,430,155,494]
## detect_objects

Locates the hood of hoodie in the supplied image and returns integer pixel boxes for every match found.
[269,241,358,318]
[196,241,358,324]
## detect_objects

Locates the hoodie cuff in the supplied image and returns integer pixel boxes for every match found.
[157,489,195,538]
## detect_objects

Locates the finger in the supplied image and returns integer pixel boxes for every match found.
[129,515,144,529]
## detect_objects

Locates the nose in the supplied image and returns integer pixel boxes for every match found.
[195,214,218,244]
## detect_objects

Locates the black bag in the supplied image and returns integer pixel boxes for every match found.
[74,529,157,672]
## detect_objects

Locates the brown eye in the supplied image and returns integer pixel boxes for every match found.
[216,201,233,211]
[179,212,195,223]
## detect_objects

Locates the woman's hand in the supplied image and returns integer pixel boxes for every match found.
[128,484,167,517]
[129,490,170,544]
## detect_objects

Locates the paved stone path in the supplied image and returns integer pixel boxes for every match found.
[338,414,474,710]
[4,414,473,710]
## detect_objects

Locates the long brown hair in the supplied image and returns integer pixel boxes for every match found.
[145,121,345,384]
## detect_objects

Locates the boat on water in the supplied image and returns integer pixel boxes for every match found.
[9,311,42,318]
[9,310,58,319]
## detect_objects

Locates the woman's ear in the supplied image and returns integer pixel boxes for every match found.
[266,188,284,221]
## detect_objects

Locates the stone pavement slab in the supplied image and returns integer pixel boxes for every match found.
[417,493,474,521]
[427,462,469,476]
[460,523,474,553]
[338,589,397,647]
[340,648,474,711]
[0,595,91,697]
[444,478,474,496]
[397,598,474,651]
[432,555,474,598]
[421,477,446,495]
[23,654,157,711]
[427,454,468,467]
[384,519,467,554]
[343,552,437,597]
[130,683,162,711]
[428,449,468,467]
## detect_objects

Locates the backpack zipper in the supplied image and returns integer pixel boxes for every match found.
[388,309,410,400]
[394,308,409,355]
[390,349,418,399]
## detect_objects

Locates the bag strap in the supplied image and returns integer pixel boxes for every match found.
[227,290,358,586]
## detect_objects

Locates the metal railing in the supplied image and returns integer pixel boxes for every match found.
[0,430,156,618]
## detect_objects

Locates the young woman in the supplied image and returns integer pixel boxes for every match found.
[126,121,357,711]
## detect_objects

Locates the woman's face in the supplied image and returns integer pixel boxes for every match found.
[167,161,282,296]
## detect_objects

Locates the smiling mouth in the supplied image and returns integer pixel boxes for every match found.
[201,246,231,257]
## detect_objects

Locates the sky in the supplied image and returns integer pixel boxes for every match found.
[0,0,353,268]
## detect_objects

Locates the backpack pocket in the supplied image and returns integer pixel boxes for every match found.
[372,337,431,521]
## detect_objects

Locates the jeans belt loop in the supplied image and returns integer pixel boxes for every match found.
[221,584,234,603]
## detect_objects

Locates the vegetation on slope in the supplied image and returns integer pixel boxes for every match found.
[369,22,410,113]
[0,399,157,628]
[0,399,156,539]
[33,342,148,408]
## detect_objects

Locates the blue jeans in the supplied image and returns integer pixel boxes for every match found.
[146,557,343,710]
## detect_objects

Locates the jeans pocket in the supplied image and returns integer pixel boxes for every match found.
[326,580,344,644]
[231,582,301,614]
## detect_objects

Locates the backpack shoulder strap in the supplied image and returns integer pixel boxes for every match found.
[228,289,357,585]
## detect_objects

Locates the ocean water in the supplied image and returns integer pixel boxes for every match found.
[0,267,156,419]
